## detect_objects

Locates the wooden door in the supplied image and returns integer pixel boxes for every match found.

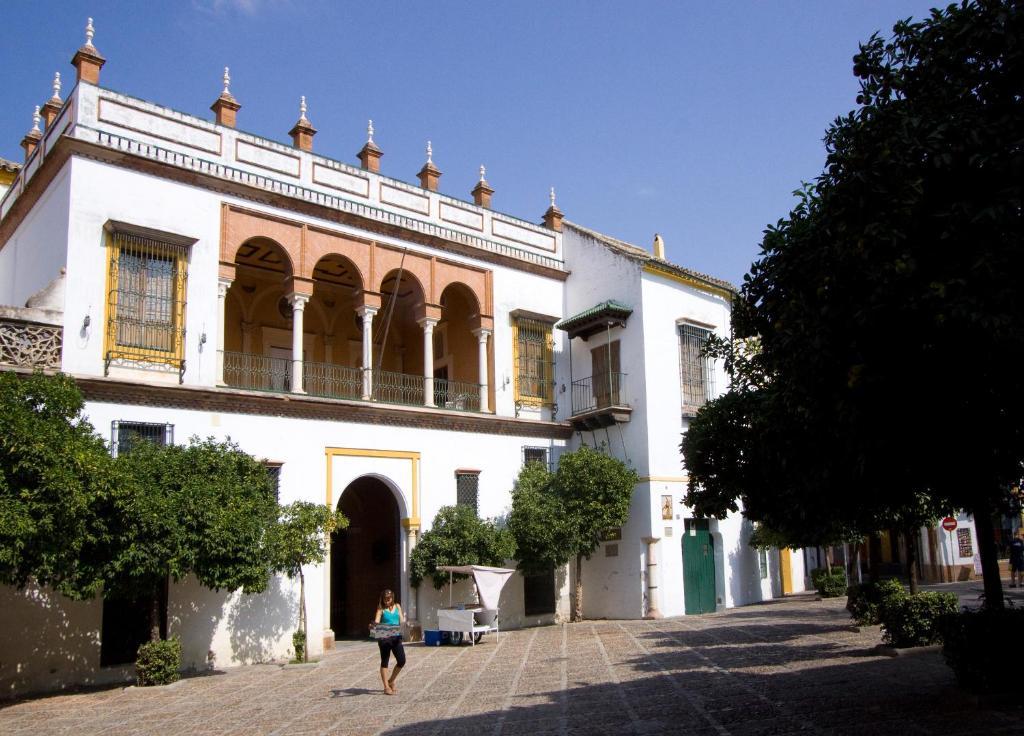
[683,518,716,614]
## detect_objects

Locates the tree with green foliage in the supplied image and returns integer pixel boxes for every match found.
[110,437,280,639]
[410,505,516,590]
[508,460,570,576]
[269,501,347,661]
[553,445,638,622]
[0,371,121,599]
[686,0,1023,608]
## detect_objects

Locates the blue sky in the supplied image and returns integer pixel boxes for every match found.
[2,1,940,286]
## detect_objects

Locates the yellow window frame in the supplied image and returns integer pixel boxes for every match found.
[513,317,554,406]
[104,228,189,369]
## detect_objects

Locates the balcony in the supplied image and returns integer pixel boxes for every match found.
[569,372,632,430]
[221,351,483,412]
[0,314,62,370]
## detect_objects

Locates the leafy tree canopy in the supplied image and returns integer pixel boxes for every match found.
[508,460,571,576]
[554,445,638,560]
[0,371,121,599]
[270,501,347,579]
[410,505,515,589]
[108,437,280,601]
[686,0,1023,604]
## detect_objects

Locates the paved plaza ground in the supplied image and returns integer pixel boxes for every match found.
[2,594,1021,736]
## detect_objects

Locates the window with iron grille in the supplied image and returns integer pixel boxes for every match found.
[456,471,479,514]
[105,225,190,371]
[523,446,550,470]
[110,421,173,457]
[678,323,715,413]
[264,463,283,500]
[513,317,554,406]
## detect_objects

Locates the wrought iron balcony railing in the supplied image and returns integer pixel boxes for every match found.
[220,351,487,413]
[433,377,482,412]
[570,372,628,416]
[303,360,362,401]
[372,369,425,406]
[222,350,290,392]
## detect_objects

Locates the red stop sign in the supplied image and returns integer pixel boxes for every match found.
[941,517,958,532]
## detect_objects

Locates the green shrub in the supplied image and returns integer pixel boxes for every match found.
[846,582,882,625]
[136,637,181,686]
[292,630,306,663]
[810,567,846,598]
[940,608,1024,694]
[879,588,958,648]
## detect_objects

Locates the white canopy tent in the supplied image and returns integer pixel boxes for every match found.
[437,565,515,610]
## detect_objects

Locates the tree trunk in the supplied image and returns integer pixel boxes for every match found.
[299,569,307,662]
[573,554,584,622]
[149,589,162,642]
[904,527,919,594]
[853,541,863,584]
[824,546,833,572]
[972,500,1004,610]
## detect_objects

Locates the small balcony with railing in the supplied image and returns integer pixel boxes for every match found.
[555,300,634,431]
[569,371,632,430]
[0,271,65,373]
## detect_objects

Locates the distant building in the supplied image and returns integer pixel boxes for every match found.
[0,19,792,697]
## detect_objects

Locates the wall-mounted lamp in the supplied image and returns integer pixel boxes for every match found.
[559,383,566,394]
[82,314,91,329]
[199,332,207,346]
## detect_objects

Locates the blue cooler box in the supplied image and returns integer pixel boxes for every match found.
[424,630,442,646]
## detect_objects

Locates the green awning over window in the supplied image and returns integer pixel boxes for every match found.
[555,300,633,340]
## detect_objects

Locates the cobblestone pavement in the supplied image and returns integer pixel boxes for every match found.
[2,596,1020,736]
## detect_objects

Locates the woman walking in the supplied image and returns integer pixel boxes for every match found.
[372,589,405,695]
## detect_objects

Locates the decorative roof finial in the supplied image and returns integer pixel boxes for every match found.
[52,72,62,100]
[479,165,486,182]
[299,96,308,121]
[550,187,557,208]
[426,141,433,164]
[85,17,95,47]
[222,67,231,95]
[32,106,42,133]
[367,119,374,143]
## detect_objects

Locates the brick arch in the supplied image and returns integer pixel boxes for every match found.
[435,266,487,317]
[439,280,481,316]
[222,206,300,275]
[304,229,369,289]
[373,248,432,302]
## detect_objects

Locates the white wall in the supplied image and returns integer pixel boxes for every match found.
[78,396,567,664]
[0,163,71,309]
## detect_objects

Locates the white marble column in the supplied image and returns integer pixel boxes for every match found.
[643,537,663,619]
[289,293,309,394]
[358,305,378,400]
[472,328,491,412]
[419,317,438,407]
[216,278,232,385]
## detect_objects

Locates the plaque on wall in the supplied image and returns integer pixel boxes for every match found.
[600,527,622,542]
[957,528,973,557]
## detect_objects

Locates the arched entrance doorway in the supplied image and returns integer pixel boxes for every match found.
[330,476,401,638]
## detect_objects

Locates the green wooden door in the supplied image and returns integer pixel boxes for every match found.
[683,518,717,614]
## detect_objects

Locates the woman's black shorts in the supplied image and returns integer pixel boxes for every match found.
[378,636,405,668]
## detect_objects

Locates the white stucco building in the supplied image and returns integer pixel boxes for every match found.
[0,21,792,697]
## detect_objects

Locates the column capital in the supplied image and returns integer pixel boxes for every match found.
[642,536,661,545]
[287,292,310,309]
[472,327,492,341]
[418,316,439,330]
[217,277,233,298]
[357,304,379,319]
